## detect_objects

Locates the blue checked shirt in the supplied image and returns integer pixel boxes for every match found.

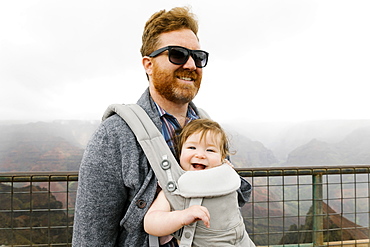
[154,103,199,155]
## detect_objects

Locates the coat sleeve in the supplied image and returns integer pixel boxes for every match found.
[227,157,252,207]
[72,122,127,246]
[237,177,252,207]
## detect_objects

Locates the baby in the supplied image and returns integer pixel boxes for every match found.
[144,119,255,247]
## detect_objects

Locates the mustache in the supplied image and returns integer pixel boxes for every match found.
[174,69,198,80]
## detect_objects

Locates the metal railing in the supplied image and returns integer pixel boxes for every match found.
[237,165,370,247]
[0,172,77,247]
[0,166,369,247]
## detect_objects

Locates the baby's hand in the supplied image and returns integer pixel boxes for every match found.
[181,205,210,228]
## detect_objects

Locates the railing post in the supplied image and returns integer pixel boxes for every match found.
[313,173,324,246]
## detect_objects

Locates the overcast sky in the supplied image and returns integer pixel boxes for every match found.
[1,0,369,124]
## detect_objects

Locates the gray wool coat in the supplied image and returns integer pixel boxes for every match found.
[72,88,252,246]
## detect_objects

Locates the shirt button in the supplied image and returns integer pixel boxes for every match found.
[136,199,147,209]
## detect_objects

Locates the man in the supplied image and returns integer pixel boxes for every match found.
[72,7,251,246]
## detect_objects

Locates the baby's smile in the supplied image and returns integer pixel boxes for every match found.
[191,163,206,170]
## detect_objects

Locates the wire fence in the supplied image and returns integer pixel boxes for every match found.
[0,173,77,247]
[1,166,369,246]
[238,165,370,246]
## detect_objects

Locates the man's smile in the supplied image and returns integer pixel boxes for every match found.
[177,76,194,81]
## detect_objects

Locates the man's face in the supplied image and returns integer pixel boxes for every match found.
[149,29,203,104]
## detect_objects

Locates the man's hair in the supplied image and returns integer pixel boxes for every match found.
[140,6,199,57]
[176,119,230,160]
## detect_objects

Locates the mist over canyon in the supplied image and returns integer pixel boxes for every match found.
[1,119,370,172]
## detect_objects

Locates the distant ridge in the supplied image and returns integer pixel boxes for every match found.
[285,125,370,166]
[0,121,96,172]
[1,119,370,171]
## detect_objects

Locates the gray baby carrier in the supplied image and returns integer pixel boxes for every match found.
[103,104,255,247]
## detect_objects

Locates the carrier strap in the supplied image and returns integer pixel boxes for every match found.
[149,234,159,247]
[103,104,184,198]
[179,198,203,247]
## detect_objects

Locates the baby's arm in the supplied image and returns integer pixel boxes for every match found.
[144,190,210,236]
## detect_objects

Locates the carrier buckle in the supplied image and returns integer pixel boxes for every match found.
[161,159,171,170]
[166,181,177,192]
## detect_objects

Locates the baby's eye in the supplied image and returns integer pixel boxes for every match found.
[206,149,215,152]
[187,146,196,150]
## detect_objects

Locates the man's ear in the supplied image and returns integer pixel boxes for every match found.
[142,56,153,76]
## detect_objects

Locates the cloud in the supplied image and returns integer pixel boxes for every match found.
[1,0,369,123]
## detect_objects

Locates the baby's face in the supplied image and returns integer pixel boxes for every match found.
[180,131,223,171]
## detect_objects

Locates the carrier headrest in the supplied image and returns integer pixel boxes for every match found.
[176,164,241,198]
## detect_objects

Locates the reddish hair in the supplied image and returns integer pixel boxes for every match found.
[140,6,199,57]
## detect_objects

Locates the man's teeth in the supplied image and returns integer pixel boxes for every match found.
[179,76,192,81]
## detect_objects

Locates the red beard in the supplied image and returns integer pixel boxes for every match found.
[151,65,202,104]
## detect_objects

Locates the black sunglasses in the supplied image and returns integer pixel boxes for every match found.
[148,46,209,68]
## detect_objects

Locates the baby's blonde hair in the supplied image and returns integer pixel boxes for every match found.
[176,119,230,160]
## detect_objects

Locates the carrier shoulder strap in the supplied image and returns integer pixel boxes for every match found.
[196,107,210,119]
[103,104,184,199]
[102,104,210,198]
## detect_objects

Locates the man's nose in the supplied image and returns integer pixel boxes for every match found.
[182,55,197,70]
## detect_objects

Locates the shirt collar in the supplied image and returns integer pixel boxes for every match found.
[154,102,199,121]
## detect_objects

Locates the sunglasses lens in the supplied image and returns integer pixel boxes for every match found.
[167,46,208,68]
[169,47,189,65]
[193,51,208,68]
